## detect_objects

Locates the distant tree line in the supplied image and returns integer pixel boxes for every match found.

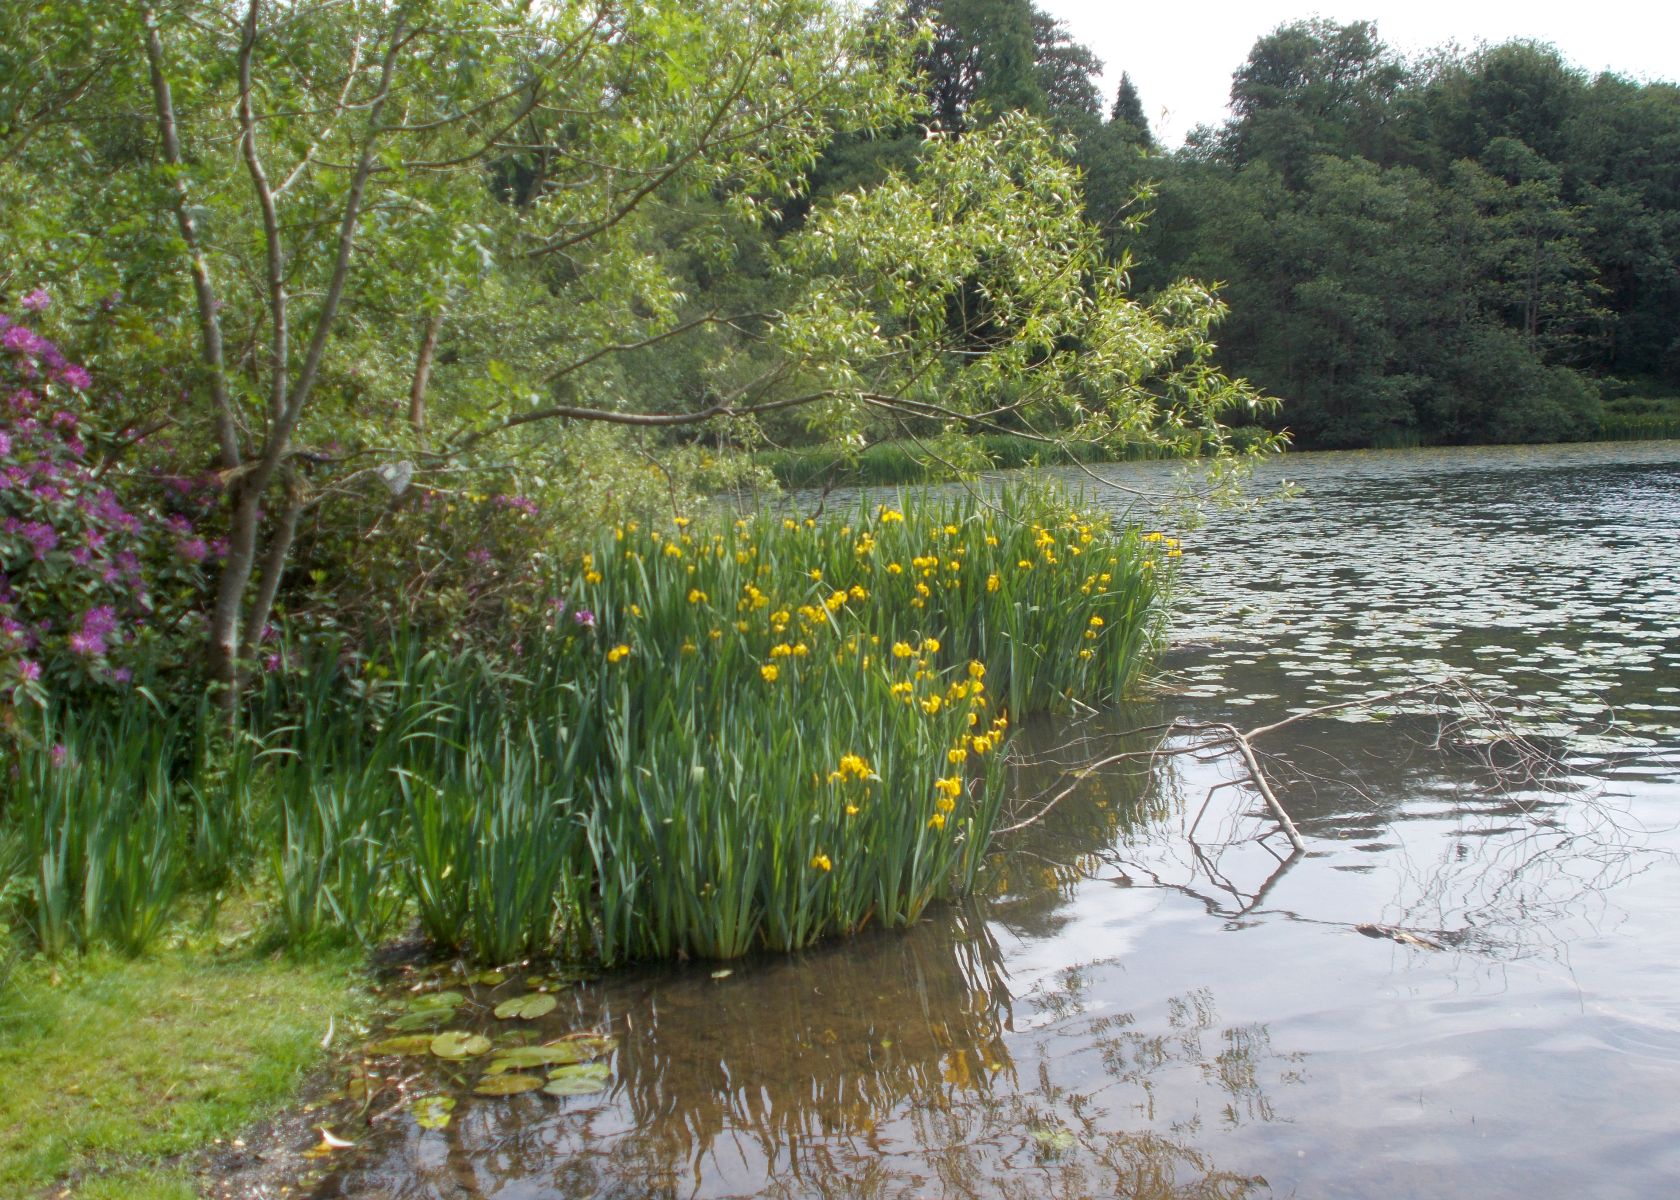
[787,4,1680,449]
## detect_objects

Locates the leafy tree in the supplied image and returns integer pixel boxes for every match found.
[1224,19,1409,182]
[1,0,1263,712]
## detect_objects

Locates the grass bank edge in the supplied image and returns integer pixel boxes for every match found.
[0,918,371,1198]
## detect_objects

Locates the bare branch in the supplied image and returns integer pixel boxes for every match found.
[142,6,241,469]
[238,0,289,425]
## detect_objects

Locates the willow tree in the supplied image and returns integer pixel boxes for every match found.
[3,0,1268,715]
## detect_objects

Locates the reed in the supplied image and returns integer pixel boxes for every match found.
[1,482,1174,964]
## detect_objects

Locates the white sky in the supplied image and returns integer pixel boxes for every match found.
[1035,1,1680,146]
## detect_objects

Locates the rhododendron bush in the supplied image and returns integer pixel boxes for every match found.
[0,308,212,715]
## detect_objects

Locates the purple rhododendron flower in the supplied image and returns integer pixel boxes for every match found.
[68,629,105,656]
[19,289,49,313]
[573,609,595,628]
[16,659,40,681]
[81,606,117,639]
[21,521,58,559]
[2,325,45,355]
[54,364,90,391]
[176,537,209,563]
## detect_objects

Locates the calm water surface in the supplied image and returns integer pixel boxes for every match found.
[320,442,1680,1200]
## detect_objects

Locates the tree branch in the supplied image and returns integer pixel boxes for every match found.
[142,6,241,470]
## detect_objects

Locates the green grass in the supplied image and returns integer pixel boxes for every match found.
[753,429,1282,488]
[0,927,368,1198]
[755,435,1120,488]
[1594,390,1680,441]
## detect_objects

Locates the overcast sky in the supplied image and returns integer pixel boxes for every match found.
[1035,1,1680,146]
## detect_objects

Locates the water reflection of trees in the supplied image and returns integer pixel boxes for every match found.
[321,892,1286,1199]
[1026,700,1662,960]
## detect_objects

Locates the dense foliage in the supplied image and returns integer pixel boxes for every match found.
[3,485,1172,962]
[832,4,1680,449]
[1118,21,1680,447]
[0,0,1265,702]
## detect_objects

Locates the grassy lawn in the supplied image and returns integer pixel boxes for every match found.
[0,931,368,1198]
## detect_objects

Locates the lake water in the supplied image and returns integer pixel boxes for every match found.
[317,441,1680,1200]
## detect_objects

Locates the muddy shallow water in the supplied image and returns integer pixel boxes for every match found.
[315,441,1680,1200]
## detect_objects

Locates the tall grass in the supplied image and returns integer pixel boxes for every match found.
[7,706,185,956]
[0,482,1175,963]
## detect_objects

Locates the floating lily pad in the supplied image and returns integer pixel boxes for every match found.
[493,993,558,1021]
[475,970,508,986]
[385,992,464,1030]
[365,1035,437,1057]
[484,1036,616,1074]
[484,1048,581,1075]
[412,1095,455,1129]
[543,1062,611,1096]
[386,1008,454,1031]
[475,1072,545,1096]
[430,1031,492,1059]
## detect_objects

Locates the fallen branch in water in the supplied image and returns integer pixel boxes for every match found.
[999,676,1575,846]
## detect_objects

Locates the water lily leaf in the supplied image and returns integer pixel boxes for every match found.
[474,1073,545,1096]
[475,970,508,986]
[366,1035,437,1056]
[412,1095,455,1129]
[493,993,557,1020]
[483,1047,585,1074]
[543,1062,611,1096]
[386,1011,446,1031]
[430,1031,492,1059]
[402,990,462,1011]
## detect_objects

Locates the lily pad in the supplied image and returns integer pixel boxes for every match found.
[474,1072,545,1096]
[475,970,508,986]
[430,1030,492,1060]
[386,1009,452,1031]
[483,1037,616,1074]
[412,1095,456,1130]
[385,993,464,1030]
[365,1035,437,1056]
[543,1062,611,1096]
[493,993,558,1021]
